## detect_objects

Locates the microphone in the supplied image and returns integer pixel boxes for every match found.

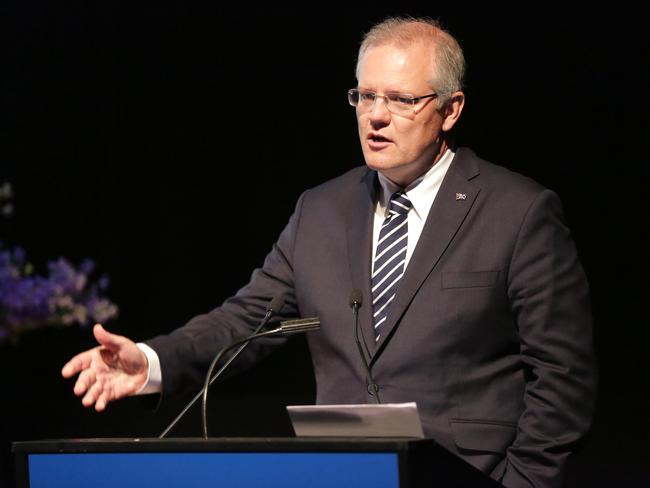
[200,315,320,438]
[349,289,363,313]
[266,296,286,318]
[349,289,381,404]
[158,297,285,439]
[273,316,321,335]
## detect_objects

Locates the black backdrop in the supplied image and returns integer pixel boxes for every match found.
[2,3,648,487]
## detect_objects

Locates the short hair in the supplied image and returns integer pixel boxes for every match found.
[356,17,466,106]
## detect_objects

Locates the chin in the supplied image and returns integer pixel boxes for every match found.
[364,154,397,171]
[366,160,424,187]
[365,163,403,184]
[365,158,403,174]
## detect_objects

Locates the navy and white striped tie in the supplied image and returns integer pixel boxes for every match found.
[371,191,412,341]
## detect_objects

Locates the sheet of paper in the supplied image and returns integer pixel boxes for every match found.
[286,402,424,438]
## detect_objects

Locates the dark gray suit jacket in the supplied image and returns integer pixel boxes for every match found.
[148,148,597,488]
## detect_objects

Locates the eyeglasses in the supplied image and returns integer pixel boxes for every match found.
[347,88,438,116]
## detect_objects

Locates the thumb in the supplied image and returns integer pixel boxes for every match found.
[93,323,128,352]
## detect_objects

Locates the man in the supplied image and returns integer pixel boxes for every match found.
[62,17,596,488]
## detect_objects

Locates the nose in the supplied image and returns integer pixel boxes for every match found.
[368,96,391,127]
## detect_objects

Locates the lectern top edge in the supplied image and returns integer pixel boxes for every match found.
[12,436,436,454]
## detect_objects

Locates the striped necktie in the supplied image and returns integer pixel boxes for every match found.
[371,191,412,341]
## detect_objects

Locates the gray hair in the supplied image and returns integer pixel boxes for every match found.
[355,17,466,106]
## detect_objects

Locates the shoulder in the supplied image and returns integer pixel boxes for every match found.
[452,147,569,231]
[455,147,546,195]
[306,165,372,195]
[296,165,374,206]
[285,165,375,227]
[454,147,556,209]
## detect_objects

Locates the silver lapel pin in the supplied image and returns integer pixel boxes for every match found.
[455,192,467,201]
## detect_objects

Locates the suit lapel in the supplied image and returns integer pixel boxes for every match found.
[345,169,378,356]
[371,150,481,359]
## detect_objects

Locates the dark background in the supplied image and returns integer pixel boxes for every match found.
[1,2,648,486]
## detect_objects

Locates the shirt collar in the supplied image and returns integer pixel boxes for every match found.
[377,148,455,220]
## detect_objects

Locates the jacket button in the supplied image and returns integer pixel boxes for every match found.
[367,383,380,395]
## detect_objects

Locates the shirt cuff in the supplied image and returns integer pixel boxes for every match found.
[135,343,162,395]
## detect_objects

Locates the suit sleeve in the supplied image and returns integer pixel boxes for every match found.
[501,189,597,488]
[144,191,307,400]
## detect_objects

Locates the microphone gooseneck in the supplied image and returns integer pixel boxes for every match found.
[349,289,381,404]
[158,297,285,439]
[200,315,320,438]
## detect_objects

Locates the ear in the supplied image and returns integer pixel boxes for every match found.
[441,91,465,132]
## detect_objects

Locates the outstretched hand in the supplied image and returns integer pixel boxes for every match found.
[61,324,149,412]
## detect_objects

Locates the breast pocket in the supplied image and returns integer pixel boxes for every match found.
[442,270,500,289]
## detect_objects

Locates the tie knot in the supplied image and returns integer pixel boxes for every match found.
[388,191,412,215]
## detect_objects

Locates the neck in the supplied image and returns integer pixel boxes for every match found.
[382,139,449,188]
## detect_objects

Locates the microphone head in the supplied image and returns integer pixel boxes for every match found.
[279,317,320,335]
[348,289,363,308]
[267,297,285,314]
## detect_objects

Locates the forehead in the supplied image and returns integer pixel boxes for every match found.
[357,42,435,92]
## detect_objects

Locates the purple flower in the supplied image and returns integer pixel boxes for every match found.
[1,275,53,330]
[0,245,119,342]
[48,258,86,295]
[86,297,119,324]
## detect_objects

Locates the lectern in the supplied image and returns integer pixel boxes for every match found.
[13,437,503,488]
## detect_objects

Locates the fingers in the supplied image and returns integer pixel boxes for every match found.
[82,375,136,412]
[62,324,143,412]
[93,323,129,352]
[61,325,118,378]
[61,351,94,378]
[74,368,97,397]
[82,379,103,408]
[78,371,116,412]
[70,359,136,411]
[93,377,139,411]
[95,392,109,412]
[82,377,114,412]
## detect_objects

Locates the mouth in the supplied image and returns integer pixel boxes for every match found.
[367,133,393,149]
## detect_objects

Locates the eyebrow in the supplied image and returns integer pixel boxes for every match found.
[357,86,416,95]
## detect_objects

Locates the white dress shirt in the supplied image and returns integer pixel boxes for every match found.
[372,148,454,270]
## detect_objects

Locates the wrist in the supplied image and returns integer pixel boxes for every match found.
[135,343,162,395]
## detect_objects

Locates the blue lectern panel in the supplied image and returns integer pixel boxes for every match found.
[28,452,399,488]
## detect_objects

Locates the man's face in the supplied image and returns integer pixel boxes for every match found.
[356,42,457,186]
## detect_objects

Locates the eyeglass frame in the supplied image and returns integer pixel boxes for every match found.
[347,88,438,115]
